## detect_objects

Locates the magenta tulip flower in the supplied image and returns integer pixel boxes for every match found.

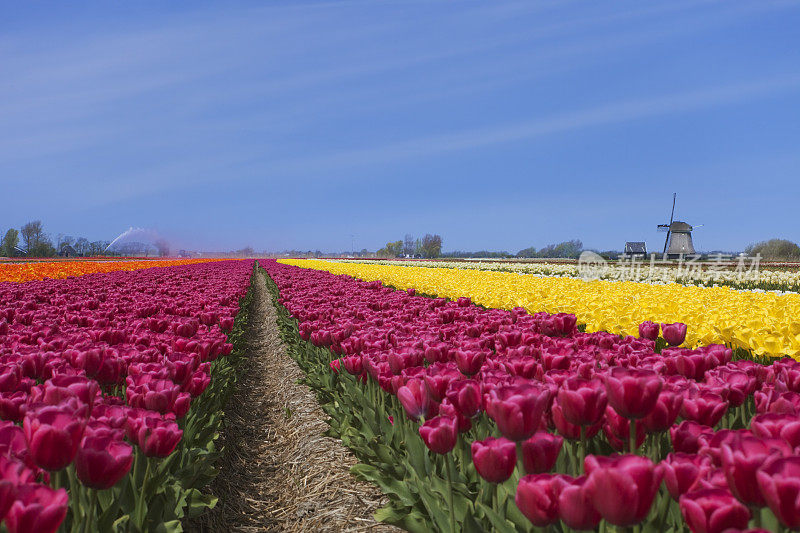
[670,420,715,454]
[642,388,684,433]
[604,367,662,419]
[23,403,86,471]
[342,355,363,376]
[397,378,430,421]
[584,454,664,527]
[128,416,183,458]
[4,483,68,533]
[638,321,660,341]
[454,349,487,376]
[681,391,729,428]
[515,474,570,527]
[521,432,563,474]
[720,435,792,507]
[471,437,517,483]
[557,475,601,531]
[750,413,800,448]
[423,365,461,402]
[551,403,602,441]
[556,377,607,427]
[75,435,134,490]
[0,455,35,521]
[661,322,687,346]
[603,406,646,452]
[419,416,457,455]
[0,391,26,422]
[445,379,481,418]
[662,453,713,500]
[711,368,757,408]
[756,456,800,529]
[679,488,751,533]
[126,378,192,418]
[486,383,551,441]
[438,400,471,433]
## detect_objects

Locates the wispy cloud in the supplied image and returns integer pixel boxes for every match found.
[269,75,800,173]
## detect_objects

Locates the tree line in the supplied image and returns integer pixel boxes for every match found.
[1,220,113,258]
[377,234,443,258]
[373,236,587,260]
[443,240,587,259]
[745,239,800,260]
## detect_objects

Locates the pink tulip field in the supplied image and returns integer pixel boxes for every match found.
[0,260,253,532]
[261,259,800,533]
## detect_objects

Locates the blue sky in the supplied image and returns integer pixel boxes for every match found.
[1,0,799,253]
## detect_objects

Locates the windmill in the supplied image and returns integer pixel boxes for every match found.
[657,193,699,257]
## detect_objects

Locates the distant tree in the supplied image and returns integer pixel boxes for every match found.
[403,234,416,256]
[74,237,90,256]
[20,220,55,257]
[745,239,800,260]
[551,239,583,258]
[88,241,108,256]
[518,240,583,259]
[441,250,512,258]
[419,234,442,258]
[119,242,147,256]
[377,240,403,258]
[598,250,621,260]
[2,229,19,257]
[57,234,75,250]
[32,240,56,257]
[20,220,46,255]
[155,239,170,257]
[387,240,403,257]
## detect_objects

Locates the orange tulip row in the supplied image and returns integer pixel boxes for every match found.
[0,258,228,283]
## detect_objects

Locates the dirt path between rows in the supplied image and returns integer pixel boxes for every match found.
[191,272,399,532]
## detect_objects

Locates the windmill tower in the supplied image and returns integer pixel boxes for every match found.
[657,193,698,258]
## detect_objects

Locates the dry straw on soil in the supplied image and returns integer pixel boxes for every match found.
[189,273,399,532]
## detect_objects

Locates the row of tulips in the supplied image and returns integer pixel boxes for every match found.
[0,258,226,284]
[0,260,254,532]
[278,258,800,359]
[261,259,800,532]
[333,258,800,294]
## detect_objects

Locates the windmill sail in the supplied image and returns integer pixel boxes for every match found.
[662,193,676,255]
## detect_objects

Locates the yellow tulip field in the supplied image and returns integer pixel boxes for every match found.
[280,259,800,359]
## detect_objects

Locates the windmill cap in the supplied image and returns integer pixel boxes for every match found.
[669,221,693,231]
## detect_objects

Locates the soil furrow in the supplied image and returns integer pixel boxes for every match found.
[192,272,397,532]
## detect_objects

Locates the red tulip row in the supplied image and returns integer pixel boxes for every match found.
[264,259,800,533]
[0,260,253,532]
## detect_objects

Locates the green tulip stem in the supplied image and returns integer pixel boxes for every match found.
[66,464,83,527]
[516,441,525,475]
[750,505,761,528]
[656,489,671,530]
[656,432,663,461]
[445,453,457,533]
[579,426,587,475]
[629,419,637,455]
[84,489,98,533]
[135,458,152,529]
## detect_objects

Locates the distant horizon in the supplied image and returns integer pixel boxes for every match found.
[1,220,792,256]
